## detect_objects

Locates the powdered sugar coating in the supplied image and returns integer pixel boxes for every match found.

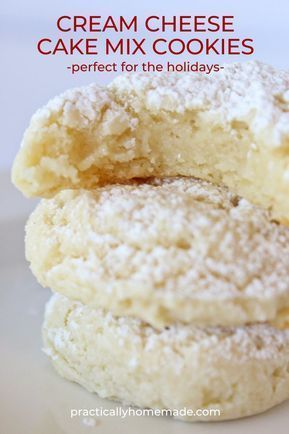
[12,61,289,224]
[42,294,289,421]
[111,61,289,146]
[26,177,289,327]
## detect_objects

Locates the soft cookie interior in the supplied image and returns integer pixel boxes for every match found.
[12,61,289,223]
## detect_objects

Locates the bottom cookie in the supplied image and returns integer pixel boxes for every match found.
[42,294,289,421]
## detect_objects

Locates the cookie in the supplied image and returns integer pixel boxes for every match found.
[26,177,289,328]
[12,61,289,223]
[42,294,289,421]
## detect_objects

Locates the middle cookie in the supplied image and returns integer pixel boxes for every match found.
[26,177,289,328]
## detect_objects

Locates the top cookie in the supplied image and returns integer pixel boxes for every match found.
[12,61,289,223]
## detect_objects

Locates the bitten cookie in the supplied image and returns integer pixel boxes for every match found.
[12,61,289,223]
[43,294,289,422]
[26,177,289,328]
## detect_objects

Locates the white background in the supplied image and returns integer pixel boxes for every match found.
[1,0,289,171]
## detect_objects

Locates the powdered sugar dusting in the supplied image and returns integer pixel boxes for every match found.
[44,295,289,364]
[31,177,289,303]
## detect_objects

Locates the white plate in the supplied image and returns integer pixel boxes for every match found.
[1,172,289,434]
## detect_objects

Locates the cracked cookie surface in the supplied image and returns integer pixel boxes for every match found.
[43,293,289,421]
[26,177,289,328]
[12,61,289,223]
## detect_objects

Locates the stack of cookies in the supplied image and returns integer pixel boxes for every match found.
[12,61,289,421]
